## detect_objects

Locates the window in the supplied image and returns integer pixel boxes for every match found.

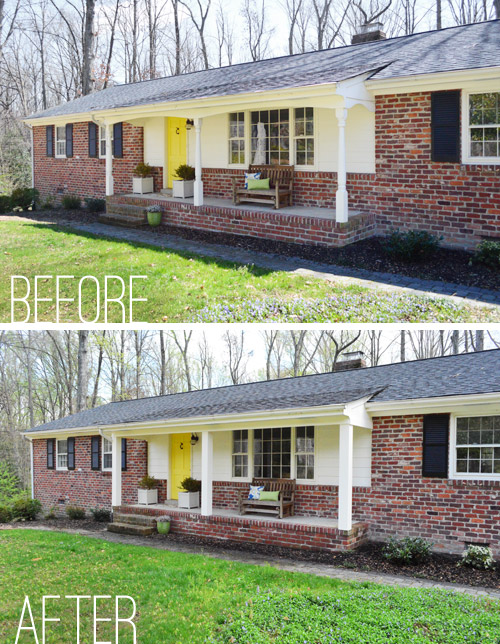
[455,416,500,476]
[102,437,113,470]
[294,108,314,166]
[229,113,245,165]
[468,93,500,161]
[232,430,248,477]
[251,110,289,165]
[55,126,66,158]
[56,439,68,469]
[254,427,291,479]
[295,426,314,479]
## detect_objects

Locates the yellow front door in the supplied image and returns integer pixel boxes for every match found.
[166,117,187,188]
[170,433,191,500]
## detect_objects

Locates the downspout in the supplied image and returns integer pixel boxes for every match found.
[25,124,35,189]
[24,436,34,499]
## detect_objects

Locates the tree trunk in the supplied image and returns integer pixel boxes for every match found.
[436,0,442,28]
[451,330,460,355]
[77,331,89,411]
[82,0,96,95]
[159,330,166,395]
[91,331,105,407]
[400,331,406,362]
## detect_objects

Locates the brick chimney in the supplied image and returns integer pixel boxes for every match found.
[333,351,366,372]
[351,21,387,44]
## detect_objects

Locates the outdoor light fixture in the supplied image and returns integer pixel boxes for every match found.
[190,433,199,445]
[186,119,194,130]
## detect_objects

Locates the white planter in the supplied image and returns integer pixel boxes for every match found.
[172,180,194,198]
[138,488,158,505]
[178,491,200,509]
[133,177,154,195]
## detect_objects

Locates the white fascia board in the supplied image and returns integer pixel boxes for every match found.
[366,392,500,416]
[366,66,500,95]
[22,83,340,127]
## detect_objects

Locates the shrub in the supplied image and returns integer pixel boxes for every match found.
[382,536,432,565]
[0,505,12,522]
[84,197,106,213]
[61,194,81,210]
[90,508,111,522]
[41,196,55,210]
[0,194,11,213]
[66,505,86,520]
[45,506,58,520]
[138,475,157,490]
[179,477,201,493]
[133,162,153,178]
[384,229,442,261]
[11,497,42,521]
[0,460,21,505]
[459,544,495,570]
[473,240,500,270]
[10,187,39,210]
[174,164,195,181]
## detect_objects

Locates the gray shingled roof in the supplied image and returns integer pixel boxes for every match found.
[27,21,500,121]
[26,349,500,434]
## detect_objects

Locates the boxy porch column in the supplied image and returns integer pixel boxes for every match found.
[111,433,122,506]
[200,430,213,516]
[105,123,114,196]
[194,118,204,206]
[338,423,353,531]
[335,107,348,223]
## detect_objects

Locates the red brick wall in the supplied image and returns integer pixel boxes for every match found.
[32,123,163,202]
[32,436,167,512]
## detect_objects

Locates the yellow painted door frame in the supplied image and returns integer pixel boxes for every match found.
[166,117,187,189]
[170,433,191,500]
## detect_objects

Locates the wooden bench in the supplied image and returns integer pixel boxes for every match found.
[238,478,296,519]
[232,165,294,210]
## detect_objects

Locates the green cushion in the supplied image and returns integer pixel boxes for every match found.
[247,178,270,190]
[259,490,279,501]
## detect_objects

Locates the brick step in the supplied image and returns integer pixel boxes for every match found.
[106,202,147,215]
[113,512,157,527]
[99,213,145,228]
[107,522,156,536]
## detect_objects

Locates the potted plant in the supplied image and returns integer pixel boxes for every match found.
[146,204,162,226]
[178,477,201,509]
[133,162,154,195]
[137,475,158,505]
[156,515,171,535]
[172,164,195,198]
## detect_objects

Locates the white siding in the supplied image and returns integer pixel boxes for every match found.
[191,431,232,480]
[148,435,170,479]
[143,117,165,167]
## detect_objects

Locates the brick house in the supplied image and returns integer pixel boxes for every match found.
[25,349,500,555]
[23,20,500,249]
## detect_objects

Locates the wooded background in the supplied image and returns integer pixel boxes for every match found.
[0,0,499,192]
[0,329,497,488]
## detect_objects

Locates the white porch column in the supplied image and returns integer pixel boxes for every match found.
[111,434,122,507]
[105,123,114,196]
[338,423,353,531]
[200,430,213,516]
[335,107,348,223]
[193,117,204,206]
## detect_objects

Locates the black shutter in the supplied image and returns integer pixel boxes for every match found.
[66,123,73,157]
[121,438,127,471]
[91,436,100,470]
[431,90,461,163]
[46,126,54,157]
[113,123,123,158]
[422,414,449,477]
[88,122,98,158]
[47,439,55,469]
[67,437,75,470]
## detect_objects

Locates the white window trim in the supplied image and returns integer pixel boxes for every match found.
[98,125,114,160]
[461,89,500,166]
[56,439,68,471]
[102,436,113,471]
[55,125,66,159]
[293,108,317,170]
[449,413,500,482]
[228,112,246,168]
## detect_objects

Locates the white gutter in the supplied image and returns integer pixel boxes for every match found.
[366,66,500,93]
[366,391,500,415]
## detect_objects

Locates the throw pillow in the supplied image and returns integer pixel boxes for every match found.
[247,178,270,190]
[248,485,264,500]
[259,490,279,501]
[244,171,261,189]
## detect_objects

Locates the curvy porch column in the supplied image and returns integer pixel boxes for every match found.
[338,423,353,531]
[200,430,213,516]
[194,118,204,206]
[105,123,114,196]
[111,434,122,506]
[335,107,348,223]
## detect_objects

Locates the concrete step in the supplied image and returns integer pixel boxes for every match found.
[107,522,156,537]
[113,512,158,527]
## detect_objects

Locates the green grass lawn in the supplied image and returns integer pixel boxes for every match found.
[1,219,499,323]
[1,530,499,644]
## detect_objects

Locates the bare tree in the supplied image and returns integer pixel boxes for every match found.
[171,331,193,391]
[437,0,442,27]
[241,0,274,61]
[400,330,406,362]
[284,0,304,54]
[76,331,89,411]
[215,0,234,65]
[180,0,212,69]
[223,331,248,384]
[82,0,96,94]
